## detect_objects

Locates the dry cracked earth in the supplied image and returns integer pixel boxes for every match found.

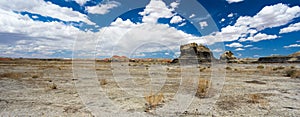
[0,59,299,116]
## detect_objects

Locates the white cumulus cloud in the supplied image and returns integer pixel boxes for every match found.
[244,45,253,48]
[226,42,243,48]
[193,3,299,45]
[199,21,208,29]
[178,22,186,27]
[235,3,300,31]
[72,0,90,6]
[170,2,179,10]
[86,1,120,15]
[284,44,300,48]
[189,14,195,18]
[227,13,234,17]
[239,33,278,42]
[235,48,245,51]
[170,16,184,24]
[0,0,95,25]
[139,0,174,24]
[226,0,244,4]
[220,18,225,22]
[280,22,300,34]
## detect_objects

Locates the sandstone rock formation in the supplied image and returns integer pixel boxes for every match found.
[287,51,300,62]
[174,43,214,64]
[289,51,300,57]
[220,51,237,61]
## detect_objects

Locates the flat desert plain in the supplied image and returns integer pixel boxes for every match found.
[0,59,299,116]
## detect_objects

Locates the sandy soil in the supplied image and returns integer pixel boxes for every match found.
[0,59,299,116]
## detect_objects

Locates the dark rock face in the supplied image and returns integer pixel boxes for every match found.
[176,43,214,64]
[257,56,292,63]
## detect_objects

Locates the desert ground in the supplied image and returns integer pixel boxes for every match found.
[0,59,299,116]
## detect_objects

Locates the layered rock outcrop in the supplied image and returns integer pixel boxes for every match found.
[174,43,214,64]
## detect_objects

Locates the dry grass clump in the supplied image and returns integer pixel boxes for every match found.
[48,83,57,89]
[290,66,295,69]
[248,94,261,103]
[144,91,164,111]
[247,93,270,109]
[225,66,232,70]
[285,69,300,78]
[257,65,264,69]
[100,79,108,85]
[0,72,23,79]
[272,66,285,71]
[199,67,206,72]
[32,75,39,78]
[196,79,211,98]
[166,67,170,71]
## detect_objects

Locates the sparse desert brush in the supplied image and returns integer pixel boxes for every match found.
[166,67,170,71]
[199,67,206,72]
[48,83,57,89]
[259,99,270,109]
[100,79,108,85]
[196,79,211,98]
[247,93,269,109]
[32,75,39,78]
[225,66,232,70]
[0,72,23,79]
[290,66,295,69]
[285,69,300,78]
[257,65,264,69]
[272,66,285,71]
[144,91,164,111]
[248,94,261,103]
[247,93,270,109]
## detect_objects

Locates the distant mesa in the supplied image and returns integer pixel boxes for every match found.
[111,55,129,62]
[257,51,300,63]
[0,58,12,61]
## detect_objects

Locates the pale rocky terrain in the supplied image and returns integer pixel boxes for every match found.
[0,59,299,116]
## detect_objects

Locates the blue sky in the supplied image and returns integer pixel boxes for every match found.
[0,0,299,59]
